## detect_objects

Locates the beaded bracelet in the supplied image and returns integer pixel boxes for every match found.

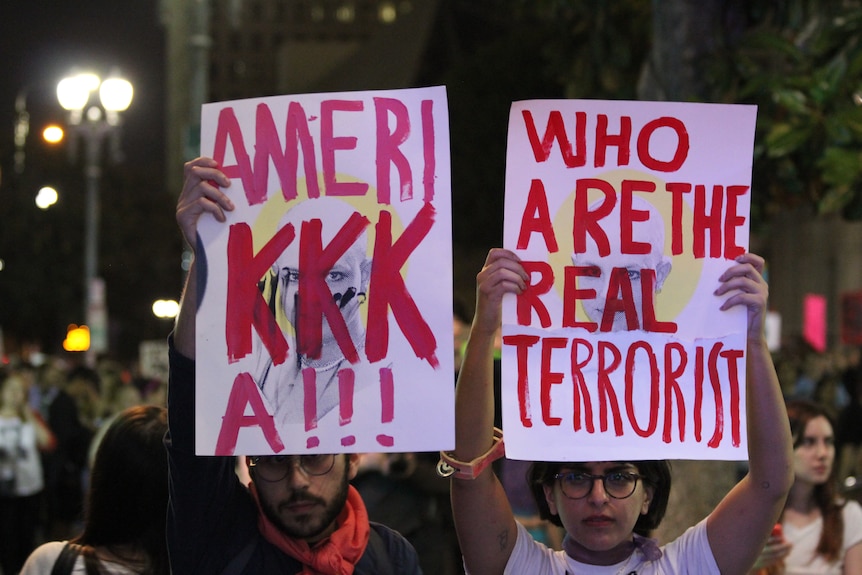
[436,427,505,480]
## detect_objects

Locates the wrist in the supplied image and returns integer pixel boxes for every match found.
[437,428,505,480]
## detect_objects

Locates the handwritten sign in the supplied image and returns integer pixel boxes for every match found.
[195,86,453,456]
[502,99,756,461]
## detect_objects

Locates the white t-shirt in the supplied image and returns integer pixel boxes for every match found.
[497,518,720,575]
[20,541,142,575]
[784,499,862,575]
[0,415,43,497]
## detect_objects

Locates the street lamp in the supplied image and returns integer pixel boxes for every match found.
[35,186,59,210]
[152,299,179,320]
[57,70,133,357]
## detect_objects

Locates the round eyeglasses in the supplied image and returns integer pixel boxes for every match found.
[248,454,335,482]
[553,471,642,500]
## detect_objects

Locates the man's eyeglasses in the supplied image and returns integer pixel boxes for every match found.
[553,471,642,500]
[248,454,335,482]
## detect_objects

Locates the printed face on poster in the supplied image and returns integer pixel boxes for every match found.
[194,86,454,456]
[502,99,757,461]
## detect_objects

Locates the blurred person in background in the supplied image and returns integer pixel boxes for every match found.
[95,359,142,423]
[37,362,94,541]
[20,405,170,575]
[87,383,146,469]
[835,348,862,484]
[354,451,462,574]
[0,371,55,575]
[65,367,102,433]
[751,400,862,574]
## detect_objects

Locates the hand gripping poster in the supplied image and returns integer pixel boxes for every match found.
[502,99,757,461]
[194,86,453,456]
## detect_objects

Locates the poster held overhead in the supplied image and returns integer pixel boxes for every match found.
[194,86,453,456]
[502,99,757,462]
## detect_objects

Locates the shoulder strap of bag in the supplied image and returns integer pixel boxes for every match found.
[362,525,396,575]
[51,543,103,575]
[218,535,259,575]
[50,543,80,575]
[79,545,102,575]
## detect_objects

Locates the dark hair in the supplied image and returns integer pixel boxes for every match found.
[74,405,169,575]
[528,460,672,536]
[66,365,102,393]
[786,400,844,563]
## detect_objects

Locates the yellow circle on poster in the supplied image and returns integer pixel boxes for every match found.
[251,175,405,335]
[548,168,702,325]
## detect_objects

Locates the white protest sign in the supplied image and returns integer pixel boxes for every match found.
[502,99,756,461]
[195,86,453,456]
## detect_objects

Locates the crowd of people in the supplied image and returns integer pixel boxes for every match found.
[0,358,167,575]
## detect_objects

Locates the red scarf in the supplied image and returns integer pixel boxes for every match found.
[250,483,370,575]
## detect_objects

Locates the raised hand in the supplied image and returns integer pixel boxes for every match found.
[715,252,768,342]
[473,248,528,337]
[176,157,234,250]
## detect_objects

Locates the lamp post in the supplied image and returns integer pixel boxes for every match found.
[57,71,133,358]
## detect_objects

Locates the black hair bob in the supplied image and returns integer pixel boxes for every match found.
[528,460,672,537]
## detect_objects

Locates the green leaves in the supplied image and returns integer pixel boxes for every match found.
[765,122,814,157]
[724,3,862,221]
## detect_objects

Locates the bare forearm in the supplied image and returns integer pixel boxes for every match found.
[454,327,498,460]
[452,355,516,575]
[707,337,793,573]
[450,323,518,575]
[452,473,516,575]
[746,338,793,493]
[449,249,525,575]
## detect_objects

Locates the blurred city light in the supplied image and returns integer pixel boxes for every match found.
[379,2,397,23]
[63,324,91,352]
[43,124,64,144]
[35,186,58,209]
[152,299,180,319]
[99,77,134,113]
[336,4,355,22]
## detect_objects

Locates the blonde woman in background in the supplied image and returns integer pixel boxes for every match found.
[0,371,55,574]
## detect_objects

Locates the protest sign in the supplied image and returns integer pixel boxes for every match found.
[502,99,756,461]
[195,86,453,456]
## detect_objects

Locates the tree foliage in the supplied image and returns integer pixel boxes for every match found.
[434,0,651,251]
[450,0,862,228]
[509,0,652,100]
[712,1,862,222]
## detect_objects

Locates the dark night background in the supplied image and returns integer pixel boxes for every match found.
[0,1,176,359]
[0,1,571,361]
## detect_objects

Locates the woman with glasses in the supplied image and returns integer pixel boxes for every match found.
[447,248,793,575]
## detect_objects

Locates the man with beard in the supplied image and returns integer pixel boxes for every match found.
[166,157,422,574]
